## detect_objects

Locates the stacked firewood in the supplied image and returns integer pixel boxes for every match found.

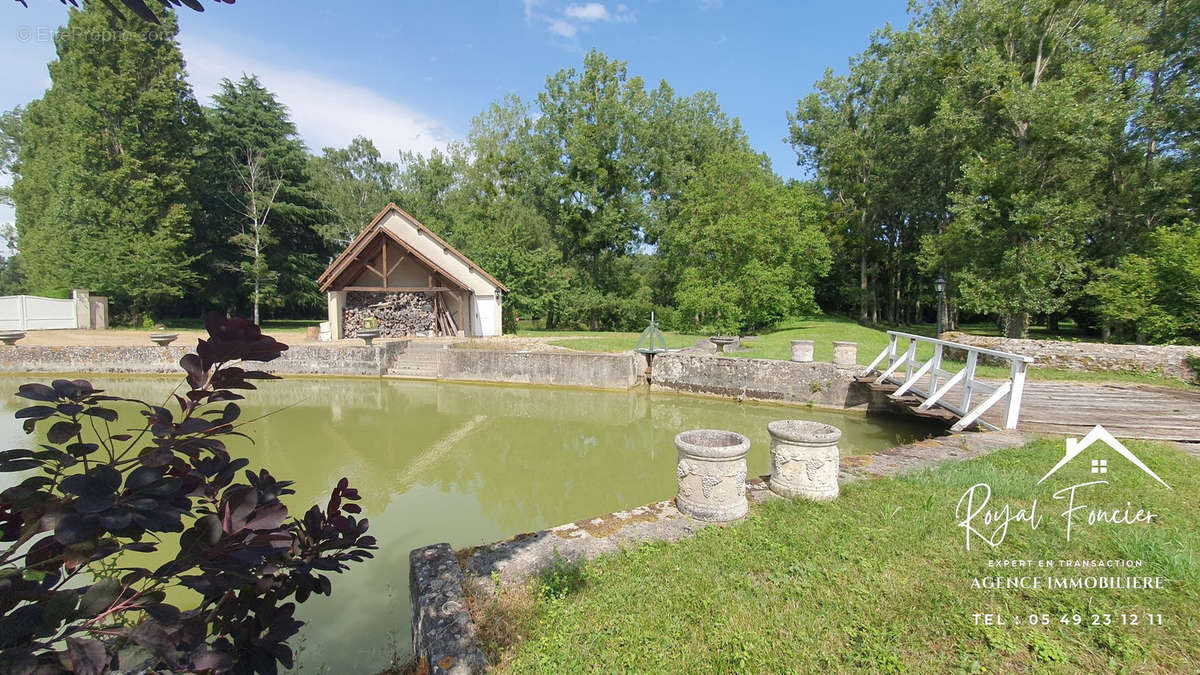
[344,292,436,337]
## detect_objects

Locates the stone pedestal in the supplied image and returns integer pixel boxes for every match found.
[674,429,750,522]
[832,341,857,367]
[790,340,814,362]
[148,333,178,347]
[767,420,841,501]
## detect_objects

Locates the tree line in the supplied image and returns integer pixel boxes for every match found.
[792,0,1198,341]
[1,1,1196,342]
[1,4,829,335]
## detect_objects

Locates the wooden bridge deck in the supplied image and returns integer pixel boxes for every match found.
[863,373,1200,443]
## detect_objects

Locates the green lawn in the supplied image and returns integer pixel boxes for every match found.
[534,317,1198,389]
[952,319,1102,342]
[476,439,1200,672]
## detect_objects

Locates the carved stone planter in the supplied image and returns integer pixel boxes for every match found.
[832,341,857,367]
[674,429,749,522]
[767,420,841,501]
[790,339,814,362]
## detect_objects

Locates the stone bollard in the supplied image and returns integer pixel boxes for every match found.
[832,341,857,367]
[674,429,750,522]
[789,339,814,362]
[767,420,841,501]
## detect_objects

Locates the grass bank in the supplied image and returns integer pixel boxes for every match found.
[473,439,1200,672]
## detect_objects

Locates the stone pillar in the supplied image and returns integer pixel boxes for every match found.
[71,289,90,329]
[767,420,841,501]
[674,429,750,522]
[327,291,346,340]
[832,341,857,367]
[89,297,108,330]
[790,339,814,362]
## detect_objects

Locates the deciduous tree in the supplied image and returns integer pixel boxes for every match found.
[13,4,199,321]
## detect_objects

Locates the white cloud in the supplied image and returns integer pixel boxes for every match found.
[546,18,578,38]
[565,3,609,21]
[180,36,455,160]
[526,1,634,41]
[523,0,543,21]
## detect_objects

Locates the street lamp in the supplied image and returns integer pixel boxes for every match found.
[934,276,947,339]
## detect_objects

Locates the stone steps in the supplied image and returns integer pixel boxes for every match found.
[386,344,442,379]
[386,361,439,379]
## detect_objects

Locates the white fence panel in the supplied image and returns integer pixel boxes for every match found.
[0,296,20,331]
[0,294,80,330]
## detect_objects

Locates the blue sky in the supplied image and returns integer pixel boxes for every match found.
[2,0,913,227]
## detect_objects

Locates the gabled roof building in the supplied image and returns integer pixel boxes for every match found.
[318,204,507,338]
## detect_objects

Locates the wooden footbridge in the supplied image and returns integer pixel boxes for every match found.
[859,331,1200,445]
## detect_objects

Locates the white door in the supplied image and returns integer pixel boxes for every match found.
[473,294,495,336]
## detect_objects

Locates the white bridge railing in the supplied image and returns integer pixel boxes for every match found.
[861,331,1033,431]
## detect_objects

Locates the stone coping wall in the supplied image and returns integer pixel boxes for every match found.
[437,348,641,390]
[1,344,894,413]
[0,342,409,378]
[943,332,1199,381]
[649,353,872,410]
[0,344,644,391]
[409,544,487,674]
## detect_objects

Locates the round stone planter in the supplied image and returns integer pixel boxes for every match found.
[767,420,841,501]
[832,341,857,367]
[674,429,750,522]
[789,339,814,362]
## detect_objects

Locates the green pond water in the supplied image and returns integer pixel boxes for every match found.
[0,373,938,672]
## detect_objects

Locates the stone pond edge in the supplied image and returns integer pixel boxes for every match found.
[408,429,1038,672]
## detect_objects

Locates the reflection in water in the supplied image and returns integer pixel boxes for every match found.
[0,374,936,672]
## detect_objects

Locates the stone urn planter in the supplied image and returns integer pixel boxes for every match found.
[767,420,841,501]
[0,330,25,346]
[674,429,750,522]
[708,336,737,353]
[832,341,857,367]
[148,333,178,347]
[357,328,381,346]
[790,339,814,362]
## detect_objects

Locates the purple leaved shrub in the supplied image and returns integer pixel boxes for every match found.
[0,314,376,674]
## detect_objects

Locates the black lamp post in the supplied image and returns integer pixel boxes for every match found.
[935,275,947,339]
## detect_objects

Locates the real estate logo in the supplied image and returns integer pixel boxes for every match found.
[955,425,1168,550]
[1036,425,1171,490]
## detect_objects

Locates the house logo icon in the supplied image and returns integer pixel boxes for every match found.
[1036,425,1171,490]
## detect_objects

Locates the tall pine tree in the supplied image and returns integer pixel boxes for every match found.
[192,75,328,319]
[13,5,199,320]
